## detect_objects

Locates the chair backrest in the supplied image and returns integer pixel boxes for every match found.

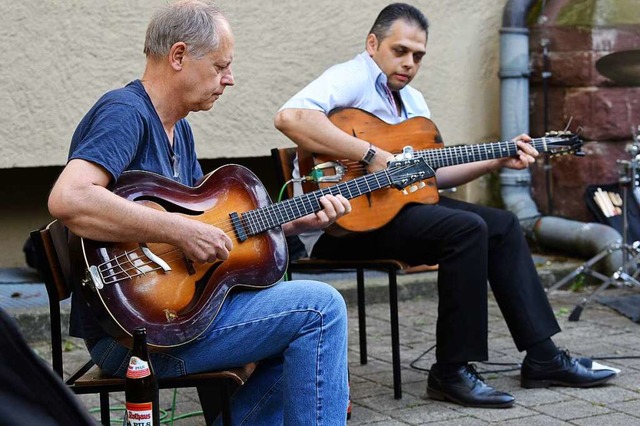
[32,221,72,300]
[271,147,298,200]
[30,220,72,376]
[271,147,313,260]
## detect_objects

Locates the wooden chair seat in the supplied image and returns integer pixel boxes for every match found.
[72,362,256,390]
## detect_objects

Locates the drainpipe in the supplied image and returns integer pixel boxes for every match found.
[499,0,622,274]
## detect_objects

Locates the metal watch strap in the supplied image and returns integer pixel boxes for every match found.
[360,144,377,165]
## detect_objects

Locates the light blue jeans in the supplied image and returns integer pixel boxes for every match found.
[89,280,349,425]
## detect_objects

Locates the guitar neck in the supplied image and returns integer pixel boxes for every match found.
[418,137,551,169]
[233,168,395,239]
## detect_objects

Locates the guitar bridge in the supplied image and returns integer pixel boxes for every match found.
[311,161,346,183]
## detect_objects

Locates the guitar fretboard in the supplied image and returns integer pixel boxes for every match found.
[419,137,555,169]
[232,160,427,240]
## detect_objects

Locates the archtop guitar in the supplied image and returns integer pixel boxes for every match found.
[75,159,434,348]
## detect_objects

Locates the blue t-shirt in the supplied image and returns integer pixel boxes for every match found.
[69,79,203,186]
[67,80,204,341]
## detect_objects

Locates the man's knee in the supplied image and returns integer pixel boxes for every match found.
[456,211,489,239]
[287,280,347,318]
[500,209,525,237]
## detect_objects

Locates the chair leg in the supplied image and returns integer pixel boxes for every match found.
[99,392,110,425]
[197,381,232,426]
[388,267,402,399]
[356,267,367,365]
[220,383,232,426]
[49,306,63,377]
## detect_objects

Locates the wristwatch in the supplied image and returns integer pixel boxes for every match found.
[360,144,377,166]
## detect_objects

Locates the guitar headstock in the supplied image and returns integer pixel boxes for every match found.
[542,130,585,157]
[386,153,435,194]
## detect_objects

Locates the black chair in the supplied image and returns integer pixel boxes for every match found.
[30,220,256,425]
[271,147,437,399]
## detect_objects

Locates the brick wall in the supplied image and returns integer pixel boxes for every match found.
[528,3,640,221]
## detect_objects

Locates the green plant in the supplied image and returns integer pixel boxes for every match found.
[569,275,586,292]
[62,339,75,352]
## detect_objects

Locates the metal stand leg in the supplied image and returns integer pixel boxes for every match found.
[547,245,618,294]
[549,241,640,321]
[550,136,640,319]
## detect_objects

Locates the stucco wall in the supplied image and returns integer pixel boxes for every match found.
[1,0,507,167]
[0,0,508,267]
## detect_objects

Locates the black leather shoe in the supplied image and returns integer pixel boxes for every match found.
[427,364,515,408]
[521,349,617,389]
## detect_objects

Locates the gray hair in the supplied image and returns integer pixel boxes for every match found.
[144,0,227,59]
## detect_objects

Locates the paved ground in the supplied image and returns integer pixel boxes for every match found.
[5,259,640,425]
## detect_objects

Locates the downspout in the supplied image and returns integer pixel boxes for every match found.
[499,0,622,274]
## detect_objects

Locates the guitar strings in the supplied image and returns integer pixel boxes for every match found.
[334,137,567,175]
[95,212,252,282]
[96,160,430,282]
[99,137,561,283]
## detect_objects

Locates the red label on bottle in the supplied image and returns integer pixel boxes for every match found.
[126,401,153,425]
[126,356,151,379]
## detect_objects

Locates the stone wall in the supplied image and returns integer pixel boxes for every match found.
[529,0,640,222]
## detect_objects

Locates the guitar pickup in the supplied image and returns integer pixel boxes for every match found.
[310,161,346,183]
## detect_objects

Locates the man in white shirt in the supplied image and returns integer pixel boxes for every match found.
[275,2,616,409]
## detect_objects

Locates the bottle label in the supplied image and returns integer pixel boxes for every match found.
[126,356,151,379]
[125,401,154,426]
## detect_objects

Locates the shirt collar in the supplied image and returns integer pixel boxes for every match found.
[359,51,406,118]
[359,52,389,87]
[359,51,410,98]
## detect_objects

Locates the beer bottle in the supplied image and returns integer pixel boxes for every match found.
[125,327,159,426]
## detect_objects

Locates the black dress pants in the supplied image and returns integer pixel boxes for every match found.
[311,196,561,363]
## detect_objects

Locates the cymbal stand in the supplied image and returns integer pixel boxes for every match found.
[548,129,640,321]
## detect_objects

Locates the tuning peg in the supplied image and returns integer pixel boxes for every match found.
[417,182,426,189]
[402,189,409,195]
[409,185,418,193]
[546,130,572,137]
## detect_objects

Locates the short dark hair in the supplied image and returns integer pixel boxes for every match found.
[368,3,429,41]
